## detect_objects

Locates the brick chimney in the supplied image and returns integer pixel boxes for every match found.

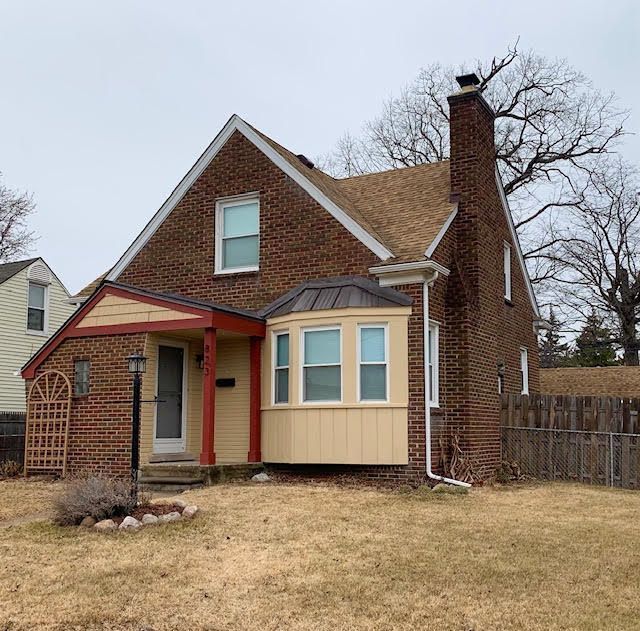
[444,74,504,477]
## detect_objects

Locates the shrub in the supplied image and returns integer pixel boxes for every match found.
[53,475,138,526]
[0,460,23,478]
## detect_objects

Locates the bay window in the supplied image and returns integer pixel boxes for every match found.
[358,324,388,401]
[302,327,341,402]
[273,332,289,404]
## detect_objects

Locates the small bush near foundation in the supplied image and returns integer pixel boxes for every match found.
[0,460,23,479]
[53,475,138,526]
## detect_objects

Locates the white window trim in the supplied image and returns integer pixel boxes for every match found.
[214,194,260,275]
[428,321,440,407]
[520,347,529,395]
[504,241,512,301]
[272,330,290,406]
[26,281,49,336]
[300,325,342,405]
[357,323,389,403]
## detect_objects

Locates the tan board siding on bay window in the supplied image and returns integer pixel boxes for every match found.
[261,307,411,464]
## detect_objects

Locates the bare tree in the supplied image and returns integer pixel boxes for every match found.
[0,174,36,262]
[553,159,640,365]
[322,42,627,284]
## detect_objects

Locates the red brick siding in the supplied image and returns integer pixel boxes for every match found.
[25,334,146,476]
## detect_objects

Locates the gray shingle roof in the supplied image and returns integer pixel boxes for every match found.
[0,258,38,286]
[260,276,412,318]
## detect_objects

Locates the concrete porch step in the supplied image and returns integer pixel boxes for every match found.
[139,462,265,488]
[139,475,205,493]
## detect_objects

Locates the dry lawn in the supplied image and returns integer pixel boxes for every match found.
[0,478,61,522]
[1,480,639,630]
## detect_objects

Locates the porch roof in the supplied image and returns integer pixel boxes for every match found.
[22,281,266,379]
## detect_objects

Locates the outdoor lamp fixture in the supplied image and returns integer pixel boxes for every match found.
[196,354,205,370]
[127,350,147,501]
[127,351,147,375]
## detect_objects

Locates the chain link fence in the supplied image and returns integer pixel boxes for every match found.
[502,426,640,488]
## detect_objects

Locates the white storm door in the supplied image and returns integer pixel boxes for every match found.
[154,342,188,453]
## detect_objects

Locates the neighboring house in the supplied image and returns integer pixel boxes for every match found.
[541,367,640,397]
[0,258,75,411]
[22,74,542,483]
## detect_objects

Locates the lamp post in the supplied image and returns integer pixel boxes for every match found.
[127,351,147,501]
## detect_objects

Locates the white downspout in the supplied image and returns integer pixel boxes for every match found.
[423,279,471,488]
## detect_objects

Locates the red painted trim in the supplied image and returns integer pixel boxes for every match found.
[200,327,216,465]
[68,318,211,338]
[247,336,262,462]
[211,312,265,337]
[21,282,265,380]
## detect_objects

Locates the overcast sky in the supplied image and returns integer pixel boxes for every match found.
[1,1,638,294]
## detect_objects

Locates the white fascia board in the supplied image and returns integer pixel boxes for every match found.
[424,204,458,258]
[370,259,450,287]
[107,115,393,281]
[495,169,540,318]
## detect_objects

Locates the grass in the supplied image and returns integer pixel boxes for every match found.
[0,477,60,521]
[1,480,639,630]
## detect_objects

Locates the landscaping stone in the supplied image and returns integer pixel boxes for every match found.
[251,472,270,482]
[173,499,188,509]
[94,519,117,532]
[79,516,96,528]
[141,513,159,525]
[119,516,142,530]
[158,511,181,523]
[181,505,199,519]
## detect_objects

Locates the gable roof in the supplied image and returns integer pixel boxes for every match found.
[0,258,38,285]
[260,276,413,318]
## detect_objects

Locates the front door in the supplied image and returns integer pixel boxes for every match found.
[154,343,187,453]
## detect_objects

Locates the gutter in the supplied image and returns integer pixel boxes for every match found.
[422,279,471,488]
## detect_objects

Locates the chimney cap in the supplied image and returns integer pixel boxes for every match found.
[456,73,481,89]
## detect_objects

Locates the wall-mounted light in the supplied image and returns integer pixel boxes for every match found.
[196,354,205,370]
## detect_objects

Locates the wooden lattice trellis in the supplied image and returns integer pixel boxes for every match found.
[24,370,71,476]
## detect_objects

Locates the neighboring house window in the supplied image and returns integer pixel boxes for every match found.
[273,332,289,404]
[428,322,439,406]
[358,324,388,401]
[215,197,259,273]
[520,348,529,395]
[27,282,47,332]
[504,242,512,301]
[74,360,90,395]
[302,327,341,402]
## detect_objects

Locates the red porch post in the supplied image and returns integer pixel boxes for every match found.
[248,336,262,462]
[200,327,216,465]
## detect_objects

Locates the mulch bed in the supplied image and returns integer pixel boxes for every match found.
[111,503,183,525]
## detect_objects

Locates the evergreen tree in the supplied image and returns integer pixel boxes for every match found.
[566,312,618,367]
[539,307,570,367]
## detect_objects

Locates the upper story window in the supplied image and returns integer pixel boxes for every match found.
[74,360,90,395]
[27,282,47,333]
[215,196,259,274]
[428,321,439,406]
[358,324,388,401]
[273,332,289,404]
[302,327,341,403]
[520,347,529,395]
[504,242,512,301]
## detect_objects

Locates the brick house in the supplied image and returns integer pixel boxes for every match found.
[22,74,542,484]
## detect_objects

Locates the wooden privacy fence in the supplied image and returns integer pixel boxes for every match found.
[0,412,26,465]
[501,394,640,489]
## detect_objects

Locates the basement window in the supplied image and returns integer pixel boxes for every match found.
[215,196,260,274]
